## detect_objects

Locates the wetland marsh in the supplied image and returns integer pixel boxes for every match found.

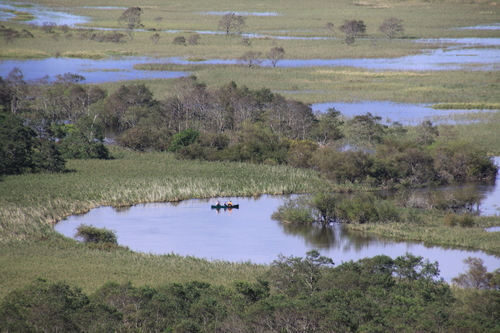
[1,0,499,314]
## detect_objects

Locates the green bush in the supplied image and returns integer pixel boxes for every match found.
[74,224,118,244]
[271,197,314,225]
[169,128,200,152]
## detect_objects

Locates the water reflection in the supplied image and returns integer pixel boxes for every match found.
[311,101,495,125]
[55,190,500,282]
[0,3,90,27]
[0,57,188,83]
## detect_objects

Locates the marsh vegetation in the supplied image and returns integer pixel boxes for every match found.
[0,0,499,331]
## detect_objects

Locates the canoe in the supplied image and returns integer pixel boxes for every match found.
[211,204,239,209]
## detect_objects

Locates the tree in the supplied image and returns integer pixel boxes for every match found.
[218,13,247,34]
[266,47,285,67]
[169,128,200,152]
[150,33,161,44]
[59,115,111,159]
[118,7,143,38]
[154,16,163,25]
[188,34,200,45]
[339,19,366,45]
[379,17,404,39]
[238,51,263,68]
[267,250,334,297]
[310,107,344,145]
[75,224,118,244]
[0,112,36,175]
[452,257,492,289]
[4,67,26,114]
[343,112,386,147]
[173,36,186,45]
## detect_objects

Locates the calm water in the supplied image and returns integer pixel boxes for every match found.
[1,42,498,83]
[55,177,500,283]
[311,101,493,125]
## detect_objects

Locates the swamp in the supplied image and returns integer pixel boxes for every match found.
[1,0,500,331]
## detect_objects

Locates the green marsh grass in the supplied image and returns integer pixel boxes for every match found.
[3,10,35,22]
[0,149,328,242]
[26,0,500,39]
[0,149,329,298]
[2,0,499,60]
[128,65,500,106]
[0,237,268,300]
[432,103,500,110]
[346,212,500,255]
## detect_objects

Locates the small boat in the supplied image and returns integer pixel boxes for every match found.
[211,204,239,209]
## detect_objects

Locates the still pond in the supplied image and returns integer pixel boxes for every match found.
[56,173,500,283]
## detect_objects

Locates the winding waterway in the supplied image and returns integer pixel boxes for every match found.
[5,2,500,281]
[55,158,500,283]
[55,192,500,283]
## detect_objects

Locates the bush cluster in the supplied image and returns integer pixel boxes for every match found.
[1,71,496,186]
[1,253,498,332]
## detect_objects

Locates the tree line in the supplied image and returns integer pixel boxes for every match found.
[1,69,497,186]
[1,251,498,332]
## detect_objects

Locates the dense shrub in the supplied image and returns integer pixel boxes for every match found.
[271,196,315,225]
[2,254,499,332]
[169,128,200,152]
[74,224,118,244]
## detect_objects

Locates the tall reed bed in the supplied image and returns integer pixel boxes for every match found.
[0,150,326,242]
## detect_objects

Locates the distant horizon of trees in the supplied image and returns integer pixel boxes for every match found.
[1,68,497,188]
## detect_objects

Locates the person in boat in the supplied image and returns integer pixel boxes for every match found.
[215,200,220,206]
[227,200,233,207]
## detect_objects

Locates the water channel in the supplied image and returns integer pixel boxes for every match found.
[55,158,500,283]
[5,3,500,281]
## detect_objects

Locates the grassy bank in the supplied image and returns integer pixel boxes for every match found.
[0,237,268,300]
[129,65,500,105]
[0,149,331,242]
[1,0,499,61]
[346,214,500,256]
[1,147,499,299]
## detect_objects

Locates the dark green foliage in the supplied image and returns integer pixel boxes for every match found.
[0,278,122,333]
[234,281,270,303]
[169,128,200,152]
[274,192,404,225]
[32,140,67,173]
[430,140,498,183]
[59,116,111,159]
[0,111,36,175]
[343,112,386,146]
[266,250,334,297]
[1,253,499,332]
[0,111,67,175]
[286,139,317,168]
[173,35,186,45]
[336,193,380,223]
[309,107,344,145]
[74,224,118,244]
[312,147,372,183]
